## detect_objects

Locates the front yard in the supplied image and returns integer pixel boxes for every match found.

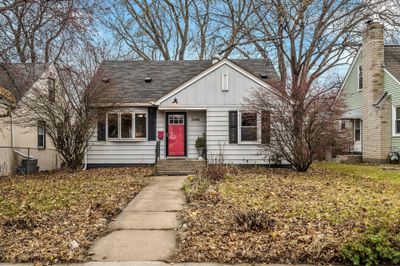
[0,167,152,263]
[172,163,400,265]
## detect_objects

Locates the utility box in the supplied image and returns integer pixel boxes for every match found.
[21,159,39,174]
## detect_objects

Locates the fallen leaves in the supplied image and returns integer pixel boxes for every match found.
[0,167,152,264]
[170,165,400,264]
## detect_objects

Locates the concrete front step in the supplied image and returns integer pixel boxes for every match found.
[156,167,200,171]
[156,159,205,175]
[156,162,206,167]
[156,171,195,176]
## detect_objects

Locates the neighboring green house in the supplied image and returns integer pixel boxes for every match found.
[339,21,400,163]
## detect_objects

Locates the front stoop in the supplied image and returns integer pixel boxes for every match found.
[90,175,187,262]
[155,159,206,175]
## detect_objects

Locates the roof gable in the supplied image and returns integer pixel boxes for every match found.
[384,46,400,82]
[0,64,48,103]
[94,58,278,104]
[156,59,278,106]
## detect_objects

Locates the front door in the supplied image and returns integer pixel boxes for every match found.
[167,113,186,156]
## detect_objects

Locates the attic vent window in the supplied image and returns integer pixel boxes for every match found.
[102,77,110,83]
[144,77,152,83]
[260,73,268,79]
[222,73,228,91]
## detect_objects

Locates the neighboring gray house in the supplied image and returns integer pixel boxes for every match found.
[87,58,279,173]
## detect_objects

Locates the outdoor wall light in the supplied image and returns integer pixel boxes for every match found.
[172,97,178,104]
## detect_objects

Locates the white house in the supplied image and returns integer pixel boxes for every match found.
[87,58,280,173]
[0,63,60,176]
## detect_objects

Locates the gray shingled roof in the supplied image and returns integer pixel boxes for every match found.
[0,64,47,103]
[385,46,400,82]
[94,59,278,103]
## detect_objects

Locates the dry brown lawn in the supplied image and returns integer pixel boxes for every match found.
[171,164,400,265]
[0,167,152,263]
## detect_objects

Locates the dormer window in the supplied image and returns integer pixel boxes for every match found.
[48,78,55,102]
[358,66,363,91]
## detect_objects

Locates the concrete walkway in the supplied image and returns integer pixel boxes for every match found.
[90,176,187,262]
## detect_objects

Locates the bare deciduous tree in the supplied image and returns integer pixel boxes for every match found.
[247,78,345,171]
[244,0,400,171]
[10,49,111,171]
[0,0,95,64]
[100,0,259,60]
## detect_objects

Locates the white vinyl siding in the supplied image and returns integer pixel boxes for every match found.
[87,107,160,164]
[87,109,206,164]
[206,107,268,164]
[158,63,274,164]
[88,62,277,166]
[187,111,206,159]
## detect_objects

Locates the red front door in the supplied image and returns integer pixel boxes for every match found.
[167,114,185,156]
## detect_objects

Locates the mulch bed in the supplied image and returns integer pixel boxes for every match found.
[170,167,400,264]
[0,167,152,264]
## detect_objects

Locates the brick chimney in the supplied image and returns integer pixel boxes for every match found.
[362,21,391,162]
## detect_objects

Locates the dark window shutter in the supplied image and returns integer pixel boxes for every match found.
[148,107,157,141]
[261,111,270,144]
[229,111,238,144]
[97,114,106,141]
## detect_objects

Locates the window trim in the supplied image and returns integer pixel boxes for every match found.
[238,111,261,144]
[105,111,148,141]
[358,65,363,91]
[392,106,400,137]
[38,121,46,149]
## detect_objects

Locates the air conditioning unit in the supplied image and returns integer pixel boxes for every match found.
[388,152,399,164]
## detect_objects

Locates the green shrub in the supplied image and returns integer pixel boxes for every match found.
[195,133,206,149]
[340,230,400,266]
[182,175,210,202]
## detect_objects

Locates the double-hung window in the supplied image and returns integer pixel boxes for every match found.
[106,112,147,140]
[240,112,258,142]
